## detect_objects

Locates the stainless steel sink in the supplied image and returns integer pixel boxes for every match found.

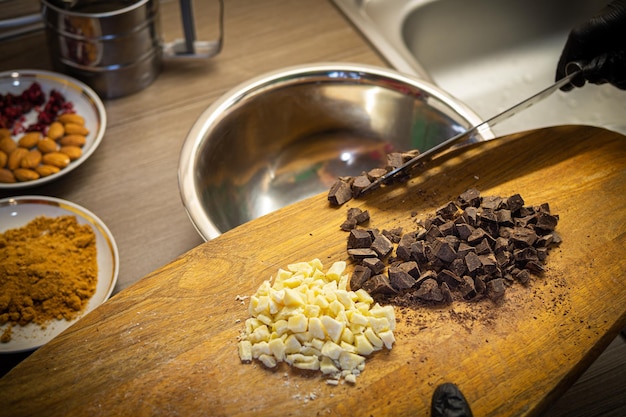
[332,0,626,136]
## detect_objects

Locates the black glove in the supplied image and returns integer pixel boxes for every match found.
[431,383,473,417]
[556,0,626,91]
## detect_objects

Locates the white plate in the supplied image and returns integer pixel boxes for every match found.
[0,196,119,353]
[0,69,106,189]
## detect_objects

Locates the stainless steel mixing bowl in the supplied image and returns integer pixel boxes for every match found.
[178,63,490,240]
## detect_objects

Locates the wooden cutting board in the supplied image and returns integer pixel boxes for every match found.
[1,125,625,417]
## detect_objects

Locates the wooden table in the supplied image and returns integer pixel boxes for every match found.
[1,1,625,415]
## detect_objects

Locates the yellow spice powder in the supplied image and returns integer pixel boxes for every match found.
[0,215,98,342]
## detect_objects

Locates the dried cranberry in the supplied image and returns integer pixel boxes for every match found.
[0,82,71,134]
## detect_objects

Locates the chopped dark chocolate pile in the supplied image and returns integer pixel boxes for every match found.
[344,189,561,307]
[327,150,421,205]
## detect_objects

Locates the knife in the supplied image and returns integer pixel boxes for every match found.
[358,70,582,196]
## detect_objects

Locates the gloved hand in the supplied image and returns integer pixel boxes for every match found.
[556,0,626,91]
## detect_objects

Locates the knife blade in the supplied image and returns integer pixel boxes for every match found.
[358,71,581,196]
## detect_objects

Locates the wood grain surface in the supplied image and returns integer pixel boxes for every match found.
[1,125,624,417]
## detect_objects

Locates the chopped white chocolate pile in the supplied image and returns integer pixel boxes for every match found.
[237,259,396,384]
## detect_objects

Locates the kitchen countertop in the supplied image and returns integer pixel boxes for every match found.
[1,1,624,415]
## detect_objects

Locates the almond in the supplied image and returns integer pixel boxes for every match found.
[8,147,28,170]
[60,146,82,161]
[0,136,17,154]
[59,134,86,147]
[35,164,61,177]
[63,123,89,136]
[17,132,41,149]
[42,152,70,168]
[13,168,40,182]
[38,138,59,154]
[0,168,16,183]
[58,113,85,125]
[47,122,65,140]
[0,150,7,168]
[20,149,43,169]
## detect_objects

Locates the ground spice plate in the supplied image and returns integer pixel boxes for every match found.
[0,196,119,353]
[0,69,106,189]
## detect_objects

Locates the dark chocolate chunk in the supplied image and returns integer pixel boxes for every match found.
[459,275,477,300]
[514,268,530,285]
[467,228,492,245]
[449,257,467,277]
[351,175,371,195]
[481,195,503,210]
[463,206,479,226]
[415,278,444,302]
[439,221,456,237]
[456,242,475,258]
[437,269,464,289]
[347,248,378,261]
[328,180,353,206]
[362,274,396,295]
[486,278,506,302]
[479,208,498,223]
[410,241,428,264]
[498,227,514,239]
[507,194,525,213]
[346,207,362,221]
[474,275,486,295]
[354,210,370,225]
[474,238,492,255]
[493,237,510,253]
[362,257,385,275]
[382,227,403,244]
[536,234,554,247]
[416,270,437,285]
[536,247,548,262]
[350,265,372,290]
[510,227,538,247]
[396,233,417,261]
[340,218,357,231]
[426,225,444,240]
[347,229,373,249]
[444,235,460,251]
[455,223,474,241]
[458,188,481,208]
[525,260,545,273]
[371,234,394,258]
[388,266,417,290]
[496,209,514,226]
[436,201,461,220]
[535,211,559,232]
[386,152,404,169]
[464,252,482,276]
[367,167,388,181]
[479,254,498,275]
[440,282,453,305]
[432,238,457,263]
[515,214,537,228]
[398,261,420,279]
[495,250,513,269]
[513,247,538,263]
